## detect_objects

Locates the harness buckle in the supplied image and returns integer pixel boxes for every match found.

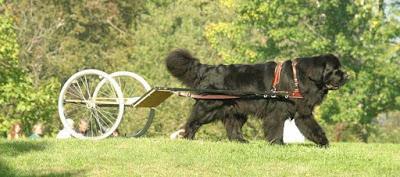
[270,89,277,98]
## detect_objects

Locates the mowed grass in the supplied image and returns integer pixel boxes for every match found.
[0,138,399,177]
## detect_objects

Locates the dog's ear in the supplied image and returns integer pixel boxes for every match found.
[310,54,342,83]
[297,56,327,83]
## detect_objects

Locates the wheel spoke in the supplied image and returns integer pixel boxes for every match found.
[94,107,112,127]
[108,83,117,98]
[92,110,106,134]
[75,79,87,101]
[95,106,117,125]
[94,110,112,132]
[64,104,86,118]
[121,78,126,94]
[89,112,95,136]
[93,107,110,131]
[71,82,86,101]
[82,76,92,99]
[123,84,134,97]
[98,89,108,97]
[66,89,82,99]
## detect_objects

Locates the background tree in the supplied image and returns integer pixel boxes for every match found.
[0,1,57,136]
[2,0,149,136]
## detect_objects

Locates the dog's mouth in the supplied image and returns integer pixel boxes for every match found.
[325,77,348,90]
[325,84,340,90]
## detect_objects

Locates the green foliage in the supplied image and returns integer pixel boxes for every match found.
[0,12,19,81]
[205,0,400,141]
[0,8,21,133]
[4,0,148,135]
[10,0,147,78]
[0,5,58,136]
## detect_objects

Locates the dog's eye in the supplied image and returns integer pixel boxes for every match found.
[333,70,346,77]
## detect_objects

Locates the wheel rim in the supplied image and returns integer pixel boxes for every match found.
[58,69,124,140]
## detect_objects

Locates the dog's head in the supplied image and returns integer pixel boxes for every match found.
[301,54,349,90]
[321,54,348,90]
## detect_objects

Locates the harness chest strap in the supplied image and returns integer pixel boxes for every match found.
[272,61,304,99]
[291,61,303,98]
[272,62,283,91]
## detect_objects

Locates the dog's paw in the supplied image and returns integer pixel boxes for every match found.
[170,129,185,140]
[317,141,330,148]
[236,138,249,144]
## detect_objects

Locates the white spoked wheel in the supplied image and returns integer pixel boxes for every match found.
[93,71,155,137]
[58,69,124,140]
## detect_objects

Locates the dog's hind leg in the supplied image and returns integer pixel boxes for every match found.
[262,111,286,145]
[180,101,223,139]
[222,114,249,143]
[294,113,329,147]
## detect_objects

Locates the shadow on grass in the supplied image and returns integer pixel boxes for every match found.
[284,143,317,147]
[0,140,49,157]
[0,160,85,177]
[0,140,86,177]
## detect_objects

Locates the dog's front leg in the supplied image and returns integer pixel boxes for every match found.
[294,113,329,147]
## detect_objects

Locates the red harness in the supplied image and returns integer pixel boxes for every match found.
[272,61,304,99]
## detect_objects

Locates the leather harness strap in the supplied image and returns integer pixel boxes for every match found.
[272,61,304,99]
[177,92,240,100]
[272,62,283,92]
[290,61,303,98]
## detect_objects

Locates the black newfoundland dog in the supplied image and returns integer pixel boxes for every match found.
[166,49,348,146]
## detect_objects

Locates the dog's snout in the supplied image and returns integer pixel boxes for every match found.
[343,72,350,81]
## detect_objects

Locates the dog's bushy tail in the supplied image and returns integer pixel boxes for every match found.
[165,49,201,87]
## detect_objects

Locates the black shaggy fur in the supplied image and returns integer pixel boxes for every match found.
[166,49,348,146]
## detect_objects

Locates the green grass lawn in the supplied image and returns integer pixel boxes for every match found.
[0,138,399,177]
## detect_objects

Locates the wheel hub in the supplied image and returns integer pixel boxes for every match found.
[86,99,96,109]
